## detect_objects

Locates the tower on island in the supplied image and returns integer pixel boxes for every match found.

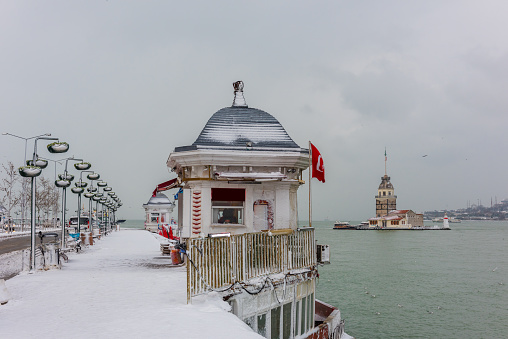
[375,149,397,217]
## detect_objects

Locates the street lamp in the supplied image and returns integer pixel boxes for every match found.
[70,186,85,233]
[2,132,51,232]
[69,163,92,235]
[103,187,113,232]
[39,157,64,228]
[96,181,107,233]
[99,197,108,233]
[74,170,95,234]
[83,172,99,232]
[18,136,68,272]
[57,157,84,249]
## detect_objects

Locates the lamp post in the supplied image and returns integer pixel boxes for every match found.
[92,193,102,233]
[84,172,99,232]
[40,158,63,228]
[71,162,91,234]
[74,170,94,233]
[99,197,108,233]
[18,137,69,272]
[96,181,108,234]
[57,158,83,248]
[103,187,113,232]
[2,132,51,232]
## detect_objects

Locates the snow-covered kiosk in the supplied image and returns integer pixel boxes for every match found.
[142,193,175,233]
[168,81,308,237]
[167,82,345,339]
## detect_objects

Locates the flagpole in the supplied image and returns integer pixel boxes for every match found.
[385,147,387,176]
[309,141,312,228]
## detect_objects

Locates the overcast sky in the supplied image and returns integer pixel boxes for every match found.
[1,1,507,221]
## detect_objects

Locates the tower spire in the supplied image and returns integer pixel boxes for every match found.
[384,147,387,176]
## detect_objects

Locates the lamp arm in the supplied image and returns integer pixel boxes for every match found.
[33,136,58,162]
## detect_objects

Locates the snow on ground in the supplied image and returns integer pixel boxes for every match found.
[0,227,60,238]
[0,229,262,339]
[0,250,23,280]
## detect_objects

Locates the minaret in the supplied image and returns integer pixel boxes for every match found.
[375,149,397,217]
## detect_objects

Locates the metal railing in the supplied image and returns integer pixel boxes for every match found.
[187,228,315,301]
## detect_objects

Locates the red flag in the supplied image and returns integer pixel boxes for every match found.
[311,143,325,183]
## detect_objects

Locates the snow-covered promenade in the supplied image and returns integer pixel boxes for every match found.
[0,229,261,339]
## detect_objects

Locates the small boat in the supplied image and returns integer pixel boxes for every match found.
[116,219,126,223]
[333,221,356,229]
[356,221,369,228]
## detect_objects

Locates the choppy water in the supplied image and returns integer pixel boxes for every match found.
[314,220,508,339]
[122,219,508,338]
[120,220,145,230]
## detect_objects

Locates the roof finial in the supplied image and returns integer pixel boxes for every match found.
[384,147,387,176]
[232,81,247,107]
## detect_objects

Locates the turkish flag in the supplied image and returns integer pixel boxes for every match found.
[311,143,325,183]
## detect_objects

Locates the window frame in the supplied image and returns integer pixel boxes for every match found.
[211,188,246,226]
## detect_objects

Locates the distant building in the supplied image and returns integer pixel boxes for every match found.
[142,193,175,233]
[369,209,424,228]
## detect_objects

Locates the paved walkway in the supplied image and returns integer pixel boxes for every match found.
[0,229,261,339]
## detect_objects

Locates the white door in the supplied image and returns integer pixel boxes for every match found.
[253,204,268,231]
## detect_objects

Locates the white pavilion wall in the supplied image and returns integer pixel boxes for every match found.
[181,180,303,237]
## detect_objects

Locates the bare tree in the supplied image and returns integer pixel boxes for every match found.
[0,162,20,230]
[18,177,30,230]
[33,176,60,229]
[50,186,60,227]
[36,177,52,228]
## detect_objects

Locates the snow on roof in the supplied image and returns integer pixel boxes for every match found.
[0,230,262,339]
[144,192,172,205]
[388,210,409,214]
[369,215,403,221]
[215,171,287,180]
[175,106,301,152]
[384,215,403,220]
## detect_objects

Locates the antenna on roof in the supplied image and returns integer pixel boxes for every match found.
[232,81,248,107]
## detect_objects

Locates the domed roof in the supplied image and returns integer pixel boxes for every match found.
[145,193,172,205]
[379,175,394,189]
[174,81,303,152]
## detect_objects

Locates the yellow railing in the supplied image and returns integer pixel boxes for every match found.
[186,228,315,301]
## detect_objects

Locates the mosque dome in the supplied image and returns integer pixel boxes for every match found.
[174,81,302,152]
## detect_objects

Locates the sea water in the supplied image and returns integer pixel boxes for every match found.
[314,220,508,339]
[120,219,508,338]
[119,220,145,230]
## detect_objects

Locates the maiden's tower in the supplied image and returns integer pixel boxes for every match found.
[369,150,423,229]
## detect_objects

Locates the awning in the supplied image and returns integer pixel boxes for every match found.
[214,172,287,181]
[152,178,179,197]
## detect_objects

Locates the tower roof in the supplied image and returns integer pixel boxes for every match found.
[144,193,172,206]
[378,174,394,189]
[174,81,304,153]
